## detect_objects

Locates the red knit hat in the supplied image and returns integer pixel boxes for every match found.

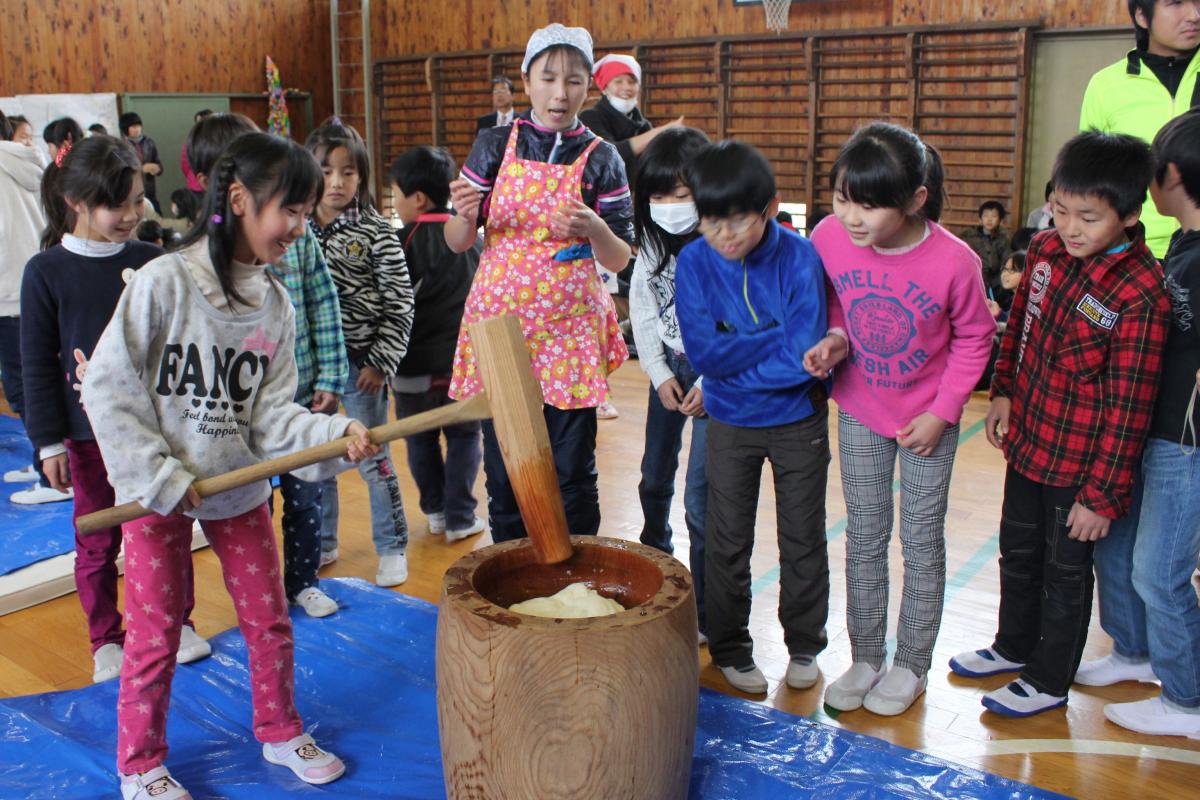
[593,54,641,91]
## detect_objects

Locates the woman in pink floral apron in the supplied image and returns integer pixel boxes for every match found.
[444,24,634,542]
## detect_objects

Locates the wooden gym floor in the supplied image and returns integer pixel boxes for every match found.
[1,365,1198,798]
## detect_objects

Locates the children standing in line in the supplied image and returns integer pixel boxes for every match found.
[388,146,485,543]
[82,133,374,799]
[950,131,1171,718]
[185,112,351,615]
[1080,109,1200,738]
[675,141,830,696]
[629,126,711,640]
[306,119,414,586]
[444,23,633,542]
[805,123,995,715]
[20,136,211,685]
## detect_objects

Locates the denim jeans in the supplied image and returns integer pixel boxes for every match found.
[394,381,482,531]
[638,350,708,633]
[482,405,599,542]
[1094,437,1200,708]
[276,473,324,600]
[0,315,49,487]
[992,466,1093,698]
[320,360,408,556]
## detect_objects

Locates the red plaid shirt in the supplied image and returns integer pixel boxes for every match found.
[991,227,1170,519]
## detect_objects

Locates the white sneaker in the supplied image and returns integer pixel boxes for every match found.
[863,666,927,716]
[785,655,820,690]
[949,646,1024,678]
[596,400,620,420]
[719,663,768,694]
[446,515,485,543]
[1105,696,1200,738]
[982,678,1067,717]
[176,625,212,664]
[376,553,408,587]
[92,642,123,683]
[318,548,338,568]
[263,733,346,784]
[120,766,192,799]
[11,484,73,505]
[1075,653,1158,687]
[825,662,887,711]
[293,586,338,618]
[3,465,37,483]
[427,511,446,534]
[698,632,708,647]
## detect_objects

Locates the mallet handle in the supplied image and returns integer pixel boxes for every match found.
[74,393,491,534]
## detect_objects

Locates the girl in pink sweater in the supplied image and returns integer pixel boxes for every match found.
[804,122,995,717]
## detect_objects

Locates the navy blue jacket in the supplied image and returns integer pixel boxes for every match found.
[675,221,828,427]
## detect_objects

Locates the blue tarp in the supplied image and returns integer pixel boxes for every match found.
[0,415,75,576]
[0,579,1069,799]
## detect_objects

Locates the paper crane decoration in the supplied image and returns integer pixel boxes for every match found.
[265,55,291,138]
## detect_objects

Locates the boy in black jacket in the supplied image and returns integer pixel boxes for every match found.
[388,146,485,543]
[1082,108,1200,739]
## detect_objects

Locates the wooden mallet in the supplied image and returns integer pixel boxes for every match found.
[75,315,574,565]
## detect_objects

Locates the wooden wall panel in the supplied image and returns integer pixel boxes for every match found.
[372,0,1125,63]
[0,0,334,126]
[891,1,1126,29]
[375,22,1037,230]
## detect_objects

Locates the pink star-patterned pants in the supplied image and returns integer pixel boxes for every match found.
[116,503,303,774]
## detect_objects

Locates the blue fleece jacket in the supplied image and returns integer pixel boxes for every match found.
[675,220,828,427]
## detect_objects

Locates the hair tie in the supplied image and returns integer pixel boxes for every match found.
[211,213,224,224]
[54,139,73,167]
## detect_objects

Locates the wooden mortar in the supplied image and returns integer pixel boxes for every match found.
[436,536,699,800]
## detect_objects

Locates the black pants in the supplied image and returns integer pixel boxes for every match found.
[705,406,831,669]
[0,316,48,487]
[992,466,1094,697]
[481,405,599,542]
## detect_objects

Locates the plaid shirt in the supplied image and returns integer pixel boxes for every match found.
[991,227,1170,518]
[268,224,348,406]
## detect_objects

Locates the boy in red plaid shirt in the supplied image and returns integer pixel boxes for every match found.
[950,131,1172,717]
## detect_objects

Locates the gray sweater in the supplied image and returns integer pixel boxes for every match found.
[82,243,354,519]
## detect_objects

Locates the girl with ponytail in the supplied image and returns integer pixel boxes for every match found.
[803,121,996,717]
[22,135,216,693]
[82,132,376,798]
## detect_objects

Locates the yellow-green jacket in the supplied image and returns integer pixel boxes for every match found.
[1079,49,1200,258]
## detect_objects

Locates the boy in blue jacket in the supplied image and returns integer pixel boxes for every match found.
[676,141,832,695]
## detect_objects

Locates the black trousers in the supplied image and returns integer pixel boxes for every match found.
[481,405,600,542]
[992,466,1094,697]
[705,406,831,669]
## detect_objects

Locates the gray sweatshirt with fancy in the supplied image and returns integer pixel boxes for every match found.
[82,245,354,519]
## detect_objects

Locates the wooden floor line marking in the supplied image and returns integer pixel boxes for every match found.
[922,738,1200,766]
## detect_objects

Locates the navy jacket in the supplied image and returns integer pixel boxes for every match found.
[675,220,828,427]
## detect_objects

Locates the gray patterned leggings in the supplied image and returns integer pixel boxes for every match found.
[839,411,959,675]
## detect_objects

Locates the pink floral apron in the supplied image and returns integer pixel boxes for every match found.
[449,121,627,409]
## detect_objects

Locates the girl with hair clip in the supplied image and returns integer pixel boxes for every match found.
[42,117,84,166]
[628,125,712,641]
[21,136,212,687]
[305,117,415,587]
[804,122,995,716]
[445,23,634,544]
[82,133,377,799]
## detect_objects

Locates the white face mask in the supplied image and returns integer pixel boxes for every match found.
[607,95,638,114]
[649,201,699,235]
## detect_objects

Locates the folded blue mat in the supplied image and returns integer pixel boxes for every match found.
[0,579,1068,799]
[0,415,76,576]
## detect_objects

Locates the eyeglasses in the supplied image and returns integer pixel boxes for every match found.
[698,203,769,237]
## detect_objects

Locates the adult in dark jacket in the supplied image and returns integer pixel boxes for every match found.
[476,76,518,133]
[578,54,683,195]
[119,112,163,214]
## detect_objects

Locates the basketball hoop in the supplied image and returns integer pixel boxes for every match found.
[762,0,792,33]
